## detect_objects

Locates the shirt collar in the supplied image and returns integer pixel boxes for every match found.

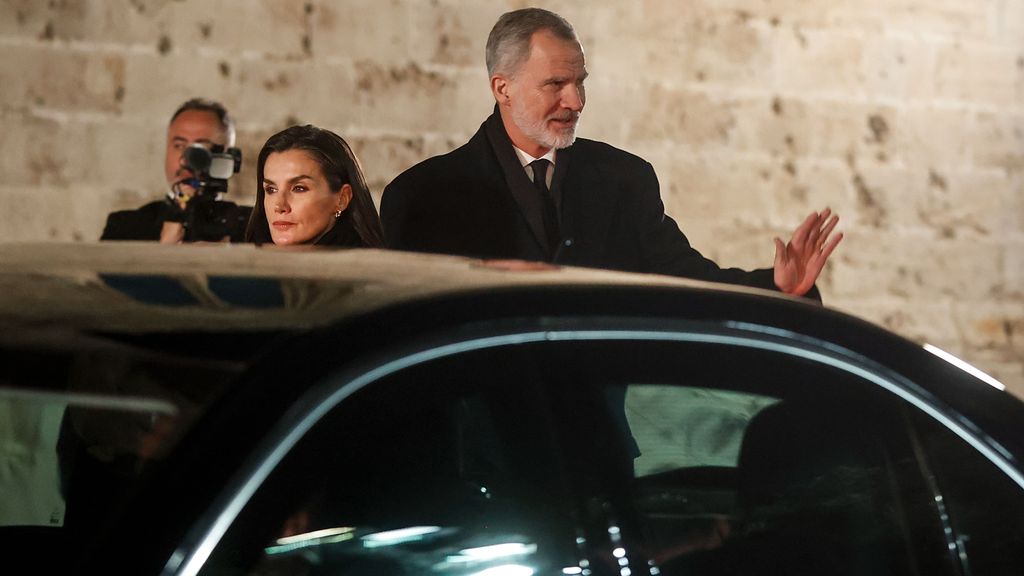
[512,145,556,169]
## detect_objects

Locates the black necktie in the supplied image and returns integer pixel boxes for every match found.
[529,159,559,255]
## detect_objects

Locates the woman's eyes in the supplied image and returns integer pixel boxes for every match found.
[264,185,307,194]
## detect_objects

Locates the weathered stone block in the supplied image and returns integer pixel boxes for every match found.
[626,86,738,147]
[0,185,76,241]
[828,297,959,349]
[347,62,490,134]
[591,15,773,89]
[1003,238,1024,299]
[954,300,1024,350]
[804,101,901,164]
[971,111,1024,172]
[934,42,1022,106]
[119,51,238,117]
[0,0,157,44]
[0,111,162,194]
[839,161,908,230]
[313,0,414,63]
[157,0,310,58]
[0,45,125,113]
[861,36,937,100]
[829,231,1003,300]
[828,0,991,38]
[776,29,866,96]
[1001,0,1024,42]
[898,106,970,169]
[728,95,815,157]
[911,168,1010,239]
[403,0,506,67]
[236,60,354,129]
[655,152,777,230]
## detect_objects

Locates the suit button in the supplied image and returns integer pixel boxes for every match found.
[563,238,574,247]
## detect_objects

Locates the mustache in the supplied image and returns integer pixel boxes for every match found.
[548,111,581,122]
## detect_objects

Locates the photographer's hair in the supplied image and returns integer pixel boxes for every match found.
[246,125,385,247]
[170,98,236,147]
[486,8,577,77]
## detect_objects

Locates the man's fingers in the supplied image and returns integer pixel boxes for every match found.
[773,237,787,266]
[790,211,818,246]
[816,214,840,249]
[819,231,843,261]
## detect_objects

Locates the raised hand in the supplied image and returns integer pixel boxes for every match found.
[773,208,843,296]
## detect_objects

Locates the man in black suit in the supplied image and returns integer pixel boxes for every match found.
[381,8,841,298]
[100,98,249,243]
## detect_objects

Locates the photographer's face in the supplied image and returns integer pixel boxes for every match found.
[262,149,351,246]
[165,110,228,190]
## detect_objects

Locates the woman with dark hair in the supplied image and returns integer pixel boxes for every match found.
[246,125,384,247]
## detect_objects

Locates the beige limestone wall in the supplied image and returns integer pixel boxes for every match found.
[1,0,1021,395]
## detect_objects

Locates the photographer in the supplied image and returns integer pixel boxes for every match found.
[100,98,250,243]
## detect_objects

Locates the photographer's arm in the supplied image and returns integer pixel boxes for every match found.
[160,222,185,244]
[160,190,189,244]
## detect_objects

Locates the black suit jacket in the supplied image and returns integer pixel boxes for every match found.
[382,109,812,296]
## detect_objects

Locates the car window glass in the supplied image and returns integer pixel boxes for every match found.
[202,347,580,576]
[912,411,1024,574]
[0,346,241,570]
[194,335,1023,576]
[535,339,965,576]
[626,386,777,476]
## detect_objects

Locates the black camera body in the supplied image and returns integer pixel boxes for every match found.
[175,144,246,242]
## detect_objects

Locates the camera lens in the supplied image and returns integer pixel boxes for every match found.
[183,144,212,173]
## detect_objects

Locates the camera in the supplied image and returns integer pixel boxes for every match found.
[171,144,246,242]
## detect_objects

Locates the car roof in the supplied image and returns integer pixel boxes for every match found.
[0,241,791,334]
[2,242,1020,464]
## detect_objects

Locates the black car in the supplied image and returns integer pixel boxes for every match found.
[1,242,1022,576]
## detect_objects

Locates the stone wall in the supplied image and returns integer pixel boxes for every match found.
[1,0,1021,395]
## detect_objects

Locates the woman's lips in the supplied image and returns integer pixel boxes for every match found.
[272,221,295,230]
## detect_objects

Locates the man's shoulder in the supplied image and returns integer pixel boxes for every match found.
[388,133,485,188]
[105,200,166,226]
[109,200,165,216]
[101,200,167,240]
[570,137,651,168]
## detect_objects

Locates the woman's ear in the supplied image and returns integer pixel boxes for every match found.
[336,183,353,214]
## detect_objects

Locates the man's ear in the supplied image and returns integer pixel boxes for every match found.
[490,75,511,106]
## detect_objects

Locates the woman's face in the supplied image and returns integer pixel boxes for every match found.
[262,149,352,245]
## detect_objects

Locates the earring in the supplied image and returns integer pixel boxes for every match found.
[334,209,342,219]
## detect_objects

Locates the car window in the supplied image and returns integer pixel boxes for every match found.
[531,339,970,576]
[201,347,580,576]
[626,386,778,475]
[912,410,1024,574]
[0,345,243,571]
[192,332,1022,576]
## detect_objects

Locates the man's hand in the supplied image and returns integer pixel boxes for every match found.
[773,208,843,296]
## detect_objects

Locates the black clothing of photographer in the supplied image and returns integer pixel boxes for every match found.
[100,198,251,242]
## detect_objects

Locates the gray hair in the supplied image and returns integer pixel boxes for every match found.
[485,8,577,77]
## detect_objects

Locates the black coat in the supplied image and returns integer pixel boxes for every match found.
[101,200,251,242]
[382,109,800,295]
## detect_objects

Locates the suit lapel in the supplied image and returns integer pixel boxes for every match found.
[484,110,552,256]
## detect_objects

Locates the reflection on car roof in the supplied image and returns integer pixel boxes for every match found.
[0,242,787,334]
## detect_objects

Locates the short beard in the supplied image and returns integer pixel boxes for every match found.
[512,105,579,151]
